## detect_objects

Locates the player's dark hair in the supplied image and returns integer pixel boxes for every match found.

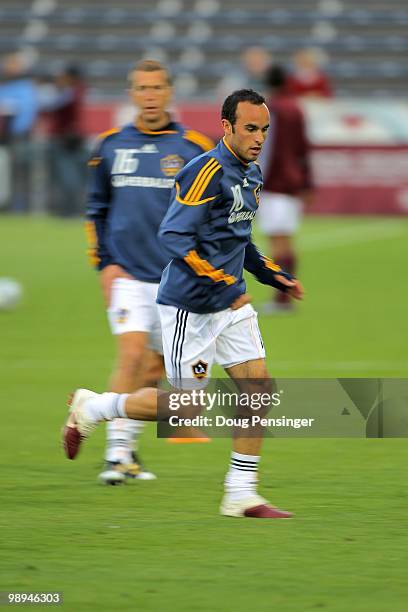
[128,59,172,86]
[264,64,287,90]
[221,89,265,126]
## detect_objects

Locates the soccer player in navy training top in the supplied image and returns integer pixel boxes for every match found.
[64,90,304,519]
[86,60,213,484]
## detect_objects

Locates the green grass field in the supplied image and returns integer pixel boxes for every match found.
[1,215,407,611]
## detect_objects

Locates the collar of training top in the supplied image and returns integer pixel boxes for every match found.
[135,118,179,136]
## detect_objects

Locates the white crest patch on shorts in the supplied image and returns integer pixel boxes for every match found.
[192,360,208,380]
[116,308,130,324]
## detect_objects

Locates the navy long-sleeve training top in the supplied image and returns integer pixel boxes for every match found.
[86,121,214,282]
[157,138,294,314]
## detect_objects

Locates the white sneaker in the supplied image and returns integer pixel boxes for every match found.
[98,463,127,485]
[63,389,99,459]
[98,459,157,485]
[220,494,293,518]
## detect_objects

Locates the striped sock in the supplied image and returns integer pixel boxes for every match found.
[224,452,260,501]
[105,418,144,464]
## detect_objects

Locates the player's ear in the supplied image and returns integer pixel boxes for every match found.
[221,118,232,135]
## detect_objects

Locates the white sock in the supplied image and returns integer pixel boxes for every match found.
[84,392,128,422]
[105,419,145,464]
[224,452,260,502]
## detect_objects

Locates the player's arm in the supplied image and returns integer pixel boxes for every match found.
[159,157,244,304]
[244,240,304,299]
[85,141,114,271]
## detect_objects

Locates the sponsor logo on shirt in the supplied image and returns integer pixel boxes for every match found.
[111,176,175,188]
[227,183,257,223]
[228,210,257,224]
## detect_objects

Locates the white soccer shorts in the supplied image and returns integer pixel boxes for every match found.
[158,303,266,389]
[257,191,302,236]
[107,277,162,353]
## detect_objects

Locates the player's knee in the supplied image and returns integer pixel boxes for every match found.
[140,364,163,387]
[239,375,272,395]
[256,377,273,395]
[237,378,273,419]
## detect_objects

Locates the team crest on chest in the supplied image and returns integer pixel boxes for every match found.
[192,360,208,380]
[160,154,185,177]
[254,184,262,205]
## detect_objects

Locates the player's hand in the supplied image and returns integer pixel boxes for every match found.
[100,264,133,306]
[276,276,304,300]
[230,293,252,310]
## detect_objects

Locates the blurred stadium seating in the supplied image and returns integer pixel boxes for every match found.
[1,0,408,100]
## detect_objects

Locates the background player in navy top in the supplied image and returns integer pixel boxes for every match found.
[86,60,213,483]
[64,90,303,519]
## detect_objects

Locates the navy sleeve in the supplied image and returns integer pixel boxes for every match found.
[159,156,222,260]
[85,141,114,270]
[244,240,295,292]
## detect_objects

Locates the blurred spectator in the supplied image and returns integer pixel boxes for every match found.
[257,65,314,313]
[0,52,38,212]
[286,48,332,99]
[42,65,87,217]
[216,46,272,100]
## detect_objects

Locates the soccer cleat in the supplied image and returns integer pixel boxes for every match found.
[130,450,157,480]
[98,461,138,485]
[63,388,99,460]
[220,494,293,519]
[98,452,157,485]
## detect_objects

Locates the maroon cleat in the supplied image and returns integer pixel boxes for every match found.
[63,424,82,460]
[62,389,99,460]
[220,494,293,518]
[244,504,293,519]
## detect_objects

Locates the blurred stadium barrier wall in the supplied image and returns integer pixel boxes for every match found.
[1,99,407,216]
[80,98,408,216]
